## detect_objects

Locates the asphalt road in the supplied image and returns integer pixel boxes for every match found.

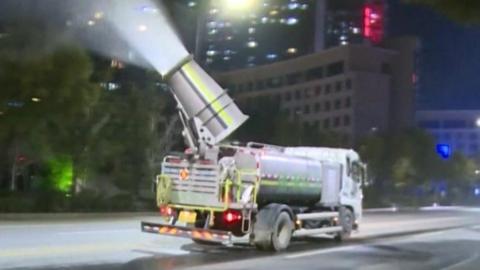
[1,207,480,270]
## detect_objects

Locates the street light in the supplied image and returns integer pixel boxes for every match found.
[222,0,256,11]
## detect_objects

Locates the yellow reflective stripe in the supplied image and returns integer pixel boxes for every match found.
[182,62,234,126]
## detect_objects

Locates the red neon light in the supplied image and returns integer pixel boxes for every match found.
[364,7,372,37]
[363,3,384,44]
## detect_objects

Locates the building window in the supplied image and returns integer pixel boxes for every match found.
[443,120,466,129]
[344,115,351,126]
[334,99,341,110]
[324,119,331,129]
[326,61,344,77]
[346,79,352,90]
[345,97,352,108]
[256,80,265,90]
[314,103,321,112]
[304,105,310,114]
[267,77,283,88]
[381,62,391,74]
[285,92,292,101]
[306,66,324,81]
[315,86,322,96]
[470,144,479,152]
[419,120,441,129]
[295,90,301,100]
[286,72,303,85]
[334,117,341,127]
[247,82,253,91]
[325,84,331,94]
[304,88,311,98]
[335,81,342,92]
[324,101,331,112]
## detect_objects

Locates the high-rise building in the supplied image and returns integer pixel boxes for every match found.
[174,0,386,71]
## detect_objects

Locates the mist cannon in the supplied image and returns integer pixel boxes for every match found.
[163,56,248,155]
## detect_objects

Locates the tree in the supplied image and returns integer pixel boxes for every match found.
[405,0,480,24]
[0,24,101,192]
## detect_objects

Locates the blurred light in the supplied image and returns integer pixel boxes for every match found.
[94,11,104,19]
[352,27,360,34]
[208,29,218,35]
[340,35,347,41]
[261,17,268,23]
[31,97,41,102]
[207,21,217,28]
[223,56,231,61]
[286,17,298,25]
[266,53,277,60]
[436,144,451,159]
[301,4,308,10]
[280,18,286,24]
[87,20,95,26]
[341,41,348,45]
[476,170,480,175]
[206,50,217,56]
[476,118,480,127]
[223,0,256,12]
[209,8,219,14]
[247,40,257,48]
[287,47,297,54]
[188,1,196,7]
[140,6,158,14]
[248,27,255,34]
[0,111,4,115]
[270,10,278,15]
[138,24,148,32]
[288,3,299,9]
[475,188,480,196]
[226,35,233,40]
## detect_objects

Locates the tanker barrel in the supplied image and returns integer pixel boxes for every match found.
[165,57,248,146]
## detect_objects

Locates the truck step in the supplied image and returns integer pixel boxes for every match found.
[296,212,339,221]
[293,226,342,237]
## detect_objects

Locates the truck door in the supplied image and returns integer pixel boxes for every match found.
[320,162,342,207]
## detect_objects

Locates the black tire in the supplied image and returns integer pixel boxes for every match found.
[253,210,293,251]
[334,207,354,242]
[271,212,294,251]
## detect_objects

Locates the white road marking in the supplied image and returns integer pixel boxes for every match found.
[285,245,359,259]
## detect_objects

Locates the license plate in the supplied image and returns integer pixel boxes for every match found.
[178,211,197,224]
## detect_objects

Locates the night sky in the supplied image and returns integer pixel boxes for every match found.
[388,0,480,110]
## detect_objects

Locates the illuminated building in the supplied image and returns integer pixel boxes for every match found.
[417,110,480,157]
[176,0,386,71]
[215,37,419,144]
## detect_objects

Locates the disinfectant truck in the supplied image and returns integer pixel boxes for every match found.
[141,56,366,251]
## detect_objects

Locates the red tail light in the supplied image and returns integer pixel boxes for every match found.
[160,206,174,216]
[223,210,242,223]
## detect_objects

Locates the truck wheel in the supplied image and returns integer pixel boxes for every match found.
[271,212,294,251]
[253,211,293,251]
[334,207,354,242]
